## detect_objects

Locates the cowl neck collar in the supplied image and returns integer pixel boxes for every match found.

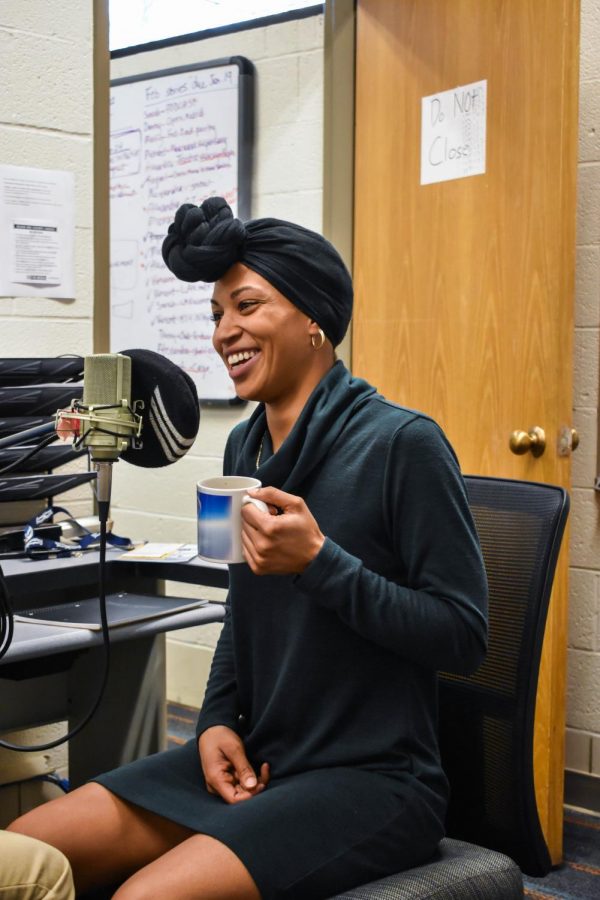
[232,361,376,494]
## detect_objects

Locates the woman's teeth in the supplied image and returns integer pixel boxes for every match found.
[228,350,258,367]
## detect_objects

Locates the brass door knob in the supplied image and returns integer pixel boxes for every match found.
[509,426,546,457]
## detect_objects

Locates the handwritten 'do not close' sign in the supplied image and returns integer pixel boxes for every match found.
[420,80,487,186]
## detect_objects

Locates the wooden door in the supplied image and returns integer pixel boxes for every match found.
[353,0,579,862]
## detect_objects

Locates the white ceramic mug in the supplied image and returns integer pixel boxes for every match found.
[196,476,269,563]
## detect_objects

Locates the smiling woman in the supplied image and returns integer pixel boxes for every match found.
[210,265,333,421]
[8,197,488,900]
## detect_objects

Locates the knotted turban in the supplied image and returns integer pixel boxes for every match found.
[161,197,353,347]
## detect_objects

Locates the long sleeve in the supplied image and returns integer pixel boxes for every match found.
[195,601,241,737]
[294,417,488,674]
[195,431,241,738]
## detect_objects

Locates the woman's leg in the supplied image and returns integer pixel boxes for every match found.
[7,783,194,894]
[112,833,261,900]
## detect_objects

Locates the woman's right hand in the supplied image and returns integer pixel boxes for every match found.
[198,725,270,804]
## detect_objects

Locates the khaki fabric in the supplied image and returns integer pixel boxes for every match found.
[0,832,74,900]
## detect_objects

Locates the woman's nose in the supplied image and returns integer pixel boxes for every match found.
[215,308,243,343]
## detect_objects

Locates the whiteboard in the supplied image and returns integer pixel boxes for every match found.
[109,57,254,401]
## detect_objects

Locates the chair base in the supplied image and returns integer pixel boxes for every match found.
[329,837,523,899]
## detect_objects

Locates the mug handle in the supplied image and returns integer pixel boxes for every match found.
[242,495,270,514]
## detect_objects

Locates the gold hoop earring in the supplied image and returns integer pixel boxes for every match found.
[311,328,326,350]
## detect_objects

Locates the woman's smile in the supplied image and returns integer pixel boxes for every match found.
[227,349,262,380]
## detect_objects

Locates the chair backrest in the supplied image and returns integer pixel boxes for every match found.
[438,475,569,876]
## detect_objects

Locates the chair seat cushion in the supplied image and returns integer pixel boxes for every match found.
[329,838,523,899]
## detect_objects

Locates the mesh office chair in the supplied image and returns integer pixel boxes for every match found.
[331,475,570,900]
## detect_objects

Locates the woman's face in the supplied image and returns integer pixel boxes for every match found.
[210,262,320,404]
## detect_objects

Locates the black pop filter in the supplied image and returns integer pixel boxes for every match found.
[119,349,200,468]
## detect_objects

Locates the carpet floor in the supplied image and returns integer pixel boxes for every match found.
[167,703,600,898]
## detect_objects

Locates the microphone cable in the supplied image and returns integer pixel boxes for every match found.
[0,434,59,476]
[0,510,112,752]
[0,564,13,662]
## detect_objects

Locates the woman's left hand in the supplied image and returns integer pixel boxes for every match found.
[241,487,325,575]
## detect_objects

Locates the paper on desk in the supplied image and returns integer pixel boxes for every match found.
[119,543,197,562]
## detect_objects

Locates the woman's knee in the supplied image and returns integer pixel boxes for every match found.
[7,782,110,842]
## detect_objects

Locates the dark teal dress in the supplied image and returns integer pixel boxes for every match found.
[95,362,488,899]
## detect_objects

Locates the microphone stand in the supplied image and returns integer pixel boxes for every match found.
[95,460,113,526]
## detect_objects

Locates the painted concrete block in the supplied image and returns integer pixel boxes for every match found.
[109,508,195,545]
[567,648,600,730]
[112,453,223,517]
[571,407,597,489]
[255,121,322,195]
[577,163,600,245]
[568,567,598,650]
[575,244,600,327]
[573,327,599,407]
[168,619,225,651]
[565,728,592,772]
[579,80,600,164]
[580,0,600,83]
[1,30,92,134]
[298,50,324,124]
[0,318,92,356]
[569,487,600,570]
[166,640,214,708]
[257,56,300,128]
[252,189,323,232]
[592,734,600,775]
[0,1,91,43]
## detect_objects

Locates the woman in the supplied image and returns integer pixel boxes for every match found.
[8,198,488,899]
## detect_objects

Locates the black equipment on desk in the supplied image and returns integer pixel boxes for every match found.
[0,357,84,386]
[0,444,85,474]
[0,384,84,417]
[0,472,96,501]
[0,416,53,439]
[0,350,201,752]
[0,358,87,514]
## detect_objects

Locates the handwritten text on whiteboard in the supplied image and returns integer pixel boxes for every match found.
[110,63,242,400]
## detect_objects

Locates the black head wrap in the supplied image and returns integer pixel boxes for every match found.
[161,197,352,347]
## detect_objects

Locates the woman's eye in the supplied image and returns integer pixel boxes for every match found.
[209,311,222,323]
[239,300,259,313]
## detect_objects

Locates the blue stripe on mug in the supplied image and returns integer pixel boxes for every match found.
[198,492,232,560]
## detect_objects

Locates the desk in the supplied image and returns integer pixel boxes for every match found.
[0,552,228,786]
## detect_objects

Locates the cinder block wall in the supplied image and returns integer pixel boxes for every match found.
[567,0,600,785]
[110,13,325,708]
[0,0,96,823]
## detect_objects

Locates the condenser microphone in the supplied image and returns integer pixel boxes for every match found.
[80,353,139,462]
[59,350,199,509]
[74,353,141,515]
